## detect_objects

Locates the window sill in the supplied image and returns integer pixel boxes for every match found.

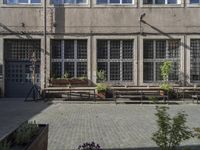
[141,4,183,7]
[93,4,136,7]
[187,4,200,7]
[0,4,42,8]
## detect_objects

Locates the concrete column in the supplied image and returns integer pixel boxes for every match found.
[179,36,185,86]
[138,35,144,86]
[0,37,4,96]
[87,36,92,81]
[91,36,97,84]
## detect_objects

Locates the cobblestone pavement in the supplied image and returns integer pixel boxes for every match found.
[0,99,200,150]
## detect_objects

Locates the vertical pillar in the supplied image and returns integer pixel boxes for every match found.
[91,37,97,84]
[0,38,4,96]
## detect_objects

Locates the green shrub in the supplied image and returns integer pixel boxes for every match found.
[15,121,39,145]
[97,70,106,82]
[96,83,108,93]
[152,106,193,150]
[0,141,10,150]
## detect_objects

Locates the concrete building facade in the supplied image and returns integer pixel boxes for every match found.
[0,0,200,97]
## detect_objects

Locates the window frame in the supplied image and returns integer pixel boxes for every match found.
[96,0,134,5]
[51,39,88,79]
[51,0,88,5]
[97,39,134,83]
[5,0,41,4]
[143,39,181,83]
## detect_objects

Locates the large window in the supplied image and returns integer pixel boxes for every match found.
[190,39,200,82]
[143,39,180,82]
[190,0,200,3]
[51,40,88,78]
[96,0,132,4]
[5,0,41,4]
[143,0,178,4]
[97,40,134,82]
[52,0,87,4]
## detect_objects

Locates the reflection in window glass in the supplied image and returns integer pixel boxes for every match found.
[190,0,199,3]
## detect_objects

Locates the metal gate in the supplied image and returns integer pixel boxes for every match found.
[4,40,41,98]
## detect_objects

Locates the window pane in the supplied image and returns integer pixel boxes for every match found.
[7,0,17,4]
[19,0,28,3]
[110,62,120,81]
[52,62,62,78]
[144,40,154,59]
[122,40,133,59]
[190,0,199,3]
[169,62,179,81]
[77,40,87,59]
[110,40,120,59]
[77,62,87,77]
[168,0,177,4]
[97,40,108,59]
[64,62,74,78]
[97,62,108,81]
[64,0,75,3]
[110,0,120,3]
[123,62,133,81]
[31,0,41,3]
[77,0,86,3]
[122,0,132,3]
[143,0,153,4]
[155,0,165,4]
[190,39,200,82]
[156,62,162,81]
[64,40,74,59]
[53,0,63,4]
[96,0,108,4]
[168,40,180,58]
[156,40,166,58]
[143,62,154,81]
[51,40,62,59]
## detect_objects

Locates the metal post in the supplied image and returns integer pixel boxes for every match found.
[44,0,47,88]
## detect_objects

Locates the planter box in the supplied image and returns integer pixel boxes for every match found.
[0,124,48,150]
[50,79,89,87]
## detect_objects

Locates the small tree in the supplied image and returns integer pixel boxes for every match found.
[160,61,173,93]
[152,106,193,150]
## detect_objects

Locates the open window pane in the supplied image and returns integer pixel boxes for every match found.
[64,40,74,59]
[143,62,154,81]
[156,40,166,58]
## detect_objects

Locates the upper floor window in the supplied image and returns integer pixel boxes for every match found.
[190,0,200,4]
[52,0,87,4]
[5,0,41,4]
[97,0,132,4]
[143,0,179,4]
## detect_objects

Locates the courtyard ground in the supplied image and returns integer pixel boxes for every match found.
[0,99,200,150]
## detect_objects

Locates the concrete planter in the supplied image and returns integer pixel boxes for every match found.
[0,124,48,150]
[50,79,88,87]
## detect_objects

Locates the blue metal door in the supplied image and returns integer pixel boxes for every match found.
[4,40,41,98]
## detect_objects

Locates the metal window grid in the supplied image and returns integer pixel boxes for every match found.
[143,39,180,83]
[97,40,134,82]
[190,39,200,82]
[5,40,41,61]
[51,39,87,78]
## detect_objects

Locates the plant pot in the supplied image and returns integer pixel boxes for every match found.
[50,79,70,87]
[69,79,88,86]
[0,124,48,150]
[97,92,106,99]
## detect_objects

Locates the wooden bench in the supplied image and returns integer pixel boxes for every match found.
[43,87,96,100]
[112,87,168,104]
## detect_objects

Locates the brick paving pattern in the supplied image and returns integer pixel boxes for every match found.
[0,99,200,150]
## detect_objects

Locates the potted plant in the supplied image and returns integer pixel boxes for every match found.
[0,121,48,150]
[50,72,70,87]
[96,83,108,99]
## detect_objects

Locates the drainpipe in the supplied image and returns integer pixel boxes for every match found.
[44,0,47,89]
